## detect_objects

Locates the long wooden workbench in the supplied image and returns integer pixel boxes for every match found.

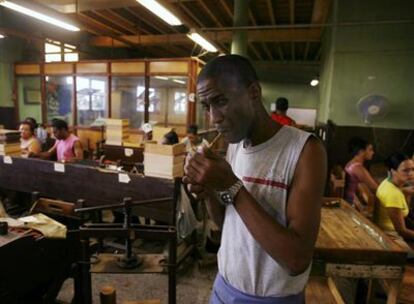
[0,155,181,304]
[0,156,177,222]
[314,198,408,304]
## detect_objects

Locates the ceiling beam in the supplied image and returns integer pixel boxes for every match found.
[126,6,180,34]
[277,44,285,61]
[267,0,276,24]
[76,13,145,51]
[249,44,262,61]
[304,41,310,60]
[307,0,331,61]
[174,1,204,27]
[314,45,322,60]
[92,10,138,34]
[289,0,295,61]
[220,0,233,21]
[89,29,321,47]
[124,7,160,34]
[161,1,232,53]
[77,12,124,35]
[198,0,223,27]
[249,9,272,60]
[311,0,332,23]
[265,0,282,61]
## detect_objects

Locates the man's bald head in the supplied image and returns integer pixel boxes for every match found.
[198,54,259,88]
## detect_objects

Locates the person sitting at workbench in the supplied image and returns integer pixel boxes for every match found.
[141,122,154,143]
[181,124,209,153]
[19,120,41,157]
[161,129,179,145]
[376,152,414,256]
[33,119,83,162]
[344,137,378,204]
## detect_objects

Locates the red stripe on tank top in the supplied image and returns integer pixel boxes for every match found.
[242,176,288,190]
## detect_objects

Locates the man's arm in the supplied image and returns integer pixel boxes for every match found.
[31,144,57,160]
[73,140,84,160]
[185,137,327,275]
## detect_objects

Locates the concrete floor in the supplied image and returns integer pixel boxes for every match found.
[57,257,217,304]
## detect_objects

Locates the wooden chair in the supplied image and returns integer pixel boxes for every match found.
[31,197,75,216]
[377,266,414,304]
[305,276,345,304]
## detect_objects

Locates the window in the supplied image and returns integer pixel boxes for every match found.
[76,77,107,125]
[137,86,158,113]
[149,76,188,128]
[111,77,145,129]
[45,76,74,124]
[45,39,79,63]
[174,92,187,113]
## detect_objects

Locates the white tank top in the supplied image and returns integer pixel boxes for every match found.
[218,126,312,297]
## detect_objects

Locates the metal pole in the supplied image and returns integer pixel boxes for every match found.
[231,0,250,57]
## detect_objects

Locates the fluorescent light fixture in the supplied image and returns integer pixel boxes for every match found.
[137,0,181,26]
[155,76,169,80]
[172,79,186,84]
[310,79,319,87]
[187,30,218,53]
[0,1,80,31]
[0,34,4,39]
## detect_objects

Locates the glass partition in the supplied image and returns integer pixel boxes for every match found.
[148,76,188,134]
[111,76,145,129]
[45,75,74,124]
[17,76,42,122]
[76,76,108,126]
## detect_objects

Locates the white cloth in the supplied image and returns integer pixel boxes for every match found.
[218,126,312,297]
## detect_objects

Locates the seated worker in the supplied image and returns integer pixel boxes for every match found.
[376,153,414,255]
[181,124,209,153]
[36,123,48,145]
[344,137,378,204]
[34,119,83,162]
[270,97,296,127]
[141,123,154,143]
[161,129,179,145]
[19,120,41,157]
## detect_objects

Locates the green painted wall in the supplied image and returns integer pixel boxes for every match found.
[318,0,414,129]
[0,37,24,107]
[17,76,42,122]
[260,81,319,110]
[256,65,319,111]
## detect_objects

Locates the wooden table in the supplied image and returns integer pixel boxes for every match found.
[0,156,180,304]
[314,198,408,304]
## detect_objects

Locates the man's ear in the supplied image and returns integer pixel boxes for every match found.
[248,82,262,103]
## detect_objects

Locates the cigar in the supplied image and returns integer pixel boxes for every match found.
[208,132,222,149]
[189,132,222,157]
